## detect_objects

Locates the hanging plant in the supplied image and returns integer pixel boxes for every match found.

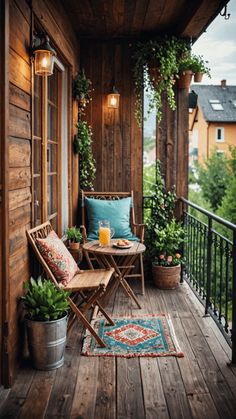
[74,120,96,190]
[73,69,92,111]
[132,37,189,124]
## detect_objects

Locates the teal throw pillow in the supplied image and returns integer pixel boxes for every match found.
[85,197,137,241]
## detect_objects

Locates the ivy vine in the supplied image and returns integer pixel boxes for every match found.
[74,120,96,190]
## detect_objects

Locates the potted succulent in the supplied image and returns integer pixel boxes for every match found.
[21,278,70,370]
[191,54,211,82]
[66,226,82,250]
[132,36,189,124]
[145,161,185,289]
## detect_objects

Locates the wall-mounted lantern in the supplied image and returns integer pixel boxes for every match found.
[107,86,120,109]
[32,32,56,76]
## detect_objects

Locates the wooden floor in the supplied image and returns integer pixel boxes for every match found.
[1,279,236,419]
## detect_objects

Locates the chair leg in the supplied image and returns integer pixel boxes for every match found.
[69,298,106,347]
[140,253,145,295]
[96,301,115,325]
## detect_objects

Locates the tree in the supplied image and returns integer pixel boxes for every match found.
[197,151,229,211]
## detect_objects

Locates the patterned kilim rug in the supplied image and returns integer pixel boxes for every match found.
[82,314,184,358]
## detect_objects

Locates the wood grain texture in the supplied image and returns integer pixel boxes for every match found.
[9,48,31,94]
[1,282,236,417]
[80,41,142,221]
[9,137,31,168]
[9,83,30,112]
[9,104,31,139]
[61,0,225,41]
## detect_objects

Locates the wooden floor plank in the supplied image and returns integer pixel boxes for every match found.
[158,357,193,419]
[94,357,116,419]
[187,393,220,419]
[182,315,236,418]
[70,356,99,418]
[18,370,56,419]
[45,321,83,418]
[117,357,145,419]
[140,358,170,419]
[1,280,236,419]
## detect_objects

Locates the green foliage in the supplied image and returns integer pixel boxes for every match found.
[197,151,229,211]
[21,278,70,321]
[143,163,156,196]
[178,52,211,78]
[190,54,211,77]
[133,37,188,124]
[66,226,82,243]
[145,161,185,266]
[74,120,96,190]
[73,69,92,102]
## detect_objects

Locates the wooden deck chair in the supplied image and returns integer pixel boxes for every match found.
[26,221,115,348]
[80,190,146,295]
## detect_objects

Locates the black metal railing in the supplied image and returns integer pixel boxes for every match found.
[143,195,236,363]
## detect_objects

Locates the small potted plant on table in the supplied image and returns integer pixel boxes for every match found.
[66,226,82,250]
[145,161,185,289]
[21,278,70,370]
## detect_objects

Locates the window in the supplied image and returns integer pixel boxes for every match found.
[216,127,224,142]
[33,57,68,235]
[209,99,224,111]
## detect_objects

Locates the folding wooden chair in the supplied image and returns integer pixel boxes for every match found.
[26,221,115,347]
[80,190,146,294]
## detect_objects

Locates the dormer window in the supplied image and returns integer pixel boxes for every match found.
[209,99,224,110]
[232,100,236,108]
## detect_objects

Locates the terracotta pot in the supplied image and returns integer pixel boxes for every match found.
[178,70,193,89]
[152,264,181,289]
[194,72,203,83]
[68,241,80,250]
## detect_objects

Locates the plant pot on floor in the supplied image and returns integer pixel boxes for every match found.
[25,313,68,370]
[152,264,181,289]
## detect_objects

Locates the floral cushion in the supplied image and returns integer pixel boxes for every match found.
[36,230,79,286]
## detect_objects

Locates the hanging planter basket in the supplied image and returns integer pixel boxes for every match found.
[152,264,181,289]
[178,70,193,89]
[194,72,203,83]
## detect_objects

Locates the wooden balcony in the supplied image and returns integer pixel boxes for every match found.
[1,279,236,418]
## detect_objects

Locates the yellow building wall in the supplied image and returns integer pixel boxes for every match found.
[189,108,236,165]
[208,123,236,158]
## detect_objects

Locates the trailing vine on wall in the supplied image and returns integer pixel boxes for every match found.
[73,69,96,190]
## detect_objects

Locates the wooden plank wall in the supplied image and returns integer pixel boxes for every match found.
[80,41,188,223]
[7,0,79,385]
[157,89,189,217]
[80,41,143,223]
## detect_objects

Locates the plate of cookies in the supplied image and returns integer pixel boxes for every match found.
[113,239,133,249]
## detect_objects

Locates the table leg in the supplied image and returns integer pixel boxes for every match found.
[108,255,142,309]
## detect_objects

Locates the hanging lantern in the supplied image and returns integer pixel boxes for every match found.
[107,86,120,109]
[32,33,56,76]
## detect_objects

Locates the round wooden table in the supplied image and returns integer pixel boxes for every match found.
[83,240,146,308]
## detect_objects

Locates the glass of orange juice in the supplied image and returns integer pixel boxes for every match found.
[98,220,114,246]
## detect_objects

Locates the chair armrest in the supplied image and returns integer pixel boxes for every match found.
[133,223,145,243]
[80,225,88,243]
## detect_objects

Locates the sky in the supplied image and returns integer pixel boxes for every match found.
[192,0,236,85]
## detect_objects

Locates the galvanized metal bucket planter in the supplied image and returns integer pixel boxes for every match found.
[152,264,181,290]
[25,313,68,370]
